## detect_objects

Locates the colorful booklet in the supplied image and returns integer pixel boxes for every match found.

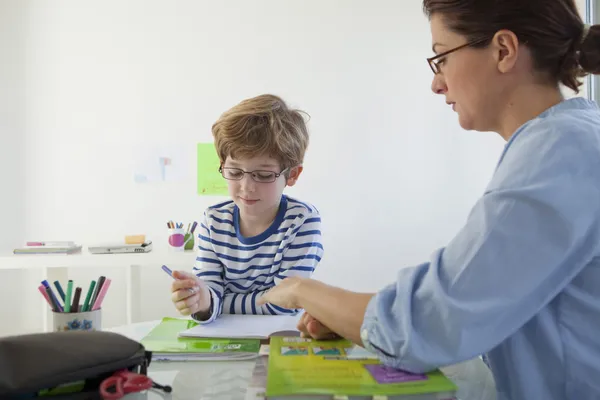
[140,317,261,361]
[265,337,457,399]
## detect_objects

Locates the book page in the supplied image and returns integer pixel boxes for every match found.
[179,314,301,339]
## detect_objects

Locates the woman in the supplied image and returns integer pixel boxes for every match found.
[258,1,600,399]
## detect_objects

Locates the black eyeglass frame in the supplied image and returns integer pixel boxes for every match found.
[427,37,490,74]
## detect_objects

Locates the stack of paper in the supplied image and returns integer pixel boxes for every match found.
[13,241,81,255]
[178,314,302,340]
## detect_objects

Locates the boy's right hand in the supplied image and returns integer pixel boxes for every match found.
[171,270,212,316]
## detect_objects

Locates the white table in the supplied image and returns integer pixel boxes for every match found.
[109,320,497,400]
[0,249,196,335]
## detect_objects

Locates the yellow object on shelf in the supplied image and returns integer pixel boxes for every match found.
[125,235,146,244]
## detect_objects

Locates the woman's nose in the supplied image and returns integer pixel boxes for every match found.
[431,74,447,95]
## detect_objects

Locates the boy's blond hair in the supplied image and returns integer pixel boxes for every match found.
[212,94,309,171]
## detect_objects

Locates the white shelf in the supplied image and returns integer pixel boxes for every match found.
[0,247,197,269]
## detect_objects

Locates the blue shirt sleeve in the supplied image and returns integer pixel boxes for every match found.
[361,117,600,373]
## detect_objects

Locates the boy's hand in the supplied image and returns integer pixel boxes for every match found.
[171,270,212,316]
[298,312,339,340]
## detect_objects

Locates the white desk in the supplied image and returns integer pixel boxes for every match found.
[0,249,197,335]
[108,321,497,400]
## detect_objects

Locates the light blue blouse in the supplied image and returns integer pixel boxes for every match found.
[361,98,600,400]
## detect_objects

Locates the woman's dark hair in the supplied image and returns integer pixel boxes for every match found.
[423,0,600,93]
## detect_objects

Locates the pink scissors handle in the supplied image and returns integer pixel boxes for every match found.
[100,370,154,399]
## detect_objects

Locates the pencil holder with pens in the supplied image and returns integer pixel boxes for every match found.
[167,220,197,251]
[40,276,111,333]
[168,228,186,251]
[184,232,194,250]
[53,308,101,332]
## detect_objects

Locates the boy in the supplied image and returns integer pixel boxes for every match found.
[170,94,323,323]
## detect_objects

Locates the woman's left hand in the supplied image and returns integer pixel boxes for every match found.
[258,276,306,309]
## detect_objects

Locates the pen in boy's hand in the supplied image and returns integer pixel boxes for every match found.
[162,265,173,278]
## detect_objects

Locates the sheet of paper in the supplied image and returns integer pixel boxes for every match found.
[133,144,189,183]
[345,345,379,359]
[197,142,228,195]
[178,314,302,339]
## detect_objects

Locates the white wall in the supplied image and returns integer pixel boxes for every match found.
[0,0,591,336]
[15,0,508,294]
[0,1,26,252]
[0,1,42,337]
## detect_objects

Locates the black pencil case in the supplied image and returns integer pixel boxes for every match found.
[0,330,169,399]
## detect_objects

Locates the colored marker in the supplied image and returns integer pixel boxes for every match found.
[38,285,52,308]
[41,280,63,312]
[64,280,73,313]
[91,276,106,306]
[54,280,66,303]
[82,280,96,312]
[91,279,112,311]
[71,287,82,313]
[45,286,60,312]
[162,265,173,277]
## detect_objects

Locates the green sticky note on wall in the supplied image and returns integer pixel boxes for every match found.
[197,143,228,196]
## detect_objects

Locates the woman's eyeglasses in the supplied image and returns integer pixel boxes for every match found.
[427,37,489,74]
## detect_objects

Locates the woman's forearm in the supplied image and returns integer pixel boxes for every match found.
[296,279,375,345]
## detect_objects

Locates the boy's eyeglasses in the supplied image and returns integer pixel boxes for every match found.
[219,166,289,183]
[427,37,489,74]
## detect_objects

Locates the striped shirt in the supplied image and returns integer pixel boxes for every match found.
[192,195,323,323]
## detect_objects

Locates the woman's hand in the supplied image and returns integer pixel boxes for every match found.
[170,270,212,316]
[258,276,306,309]
[297,312,339,340]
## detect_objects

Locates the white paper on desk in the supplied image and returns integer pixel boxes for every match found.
[345,345,379,359]
[178,314,301,339]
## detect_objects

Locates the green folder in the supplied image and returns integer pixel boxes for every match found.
[140,317,261,361]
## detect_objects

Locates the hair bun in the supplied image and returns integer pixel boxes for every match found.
[579,24,600,74]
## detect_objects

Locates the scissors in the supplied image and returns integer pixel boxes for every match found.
[99,369,154,399]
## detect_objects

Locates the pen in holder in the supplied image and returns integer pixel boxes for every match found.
[184,232,195,251]
[53,308,102,332]
[168,228,186,251]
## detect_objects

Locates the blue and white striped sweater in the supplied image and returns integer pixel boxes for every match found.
[193,195,323,323]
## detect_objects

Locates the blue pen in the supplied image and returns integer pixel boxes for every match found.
[42,280,63,312]
[161,265,173,277]
[53,280,66,303]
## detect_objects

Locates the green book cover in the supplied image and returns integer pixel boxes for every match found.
[140,317,261,360]
[266,336,457,398]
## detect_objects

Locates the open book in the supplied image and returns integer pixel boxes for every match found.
[265,336,458,399]
[178,314,302,340]
[140,317,261,361]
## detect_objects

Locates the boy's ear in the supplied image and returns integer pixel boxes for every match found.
[286,165,303,187]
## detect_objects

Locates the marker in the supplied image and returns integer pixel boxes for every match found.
[38,285,52,308]
[41,280,63,312]
[64,280,73,313]
[162,265,173,277]
[91,276,106,306]
[54,280,66,303]
[82,280,96,312]
[91,279,112,311]
[71,287,82,313]
[45,286,60,312]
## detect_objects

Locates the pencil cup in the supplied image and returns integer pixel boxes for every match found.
[168,228,186,251]
[53,308,101,332]
[183,233,194,251]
